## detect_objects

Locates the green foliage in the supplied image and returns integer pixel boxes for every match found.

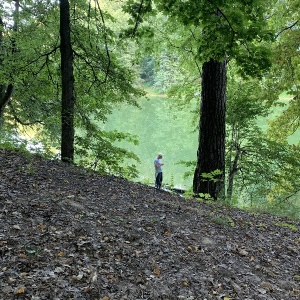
[121,0,153,38]
[197,193,213,201]
[211,215,235,227]
[0,0,145,175]
[140,56,155,84]
[151,0,274,75]
[275,222,298,231]
[201,169,223,183]
[261,0,300,141]
[250,197,300,220]
[0,131,29,153]
[76,126,141,179]
[225,67,300,205]
[1,0,300,218]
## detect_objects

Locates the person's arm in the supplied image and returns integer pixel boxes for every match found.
[155,160,164,168]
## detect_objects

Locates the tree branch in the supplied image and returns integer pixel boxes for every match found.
[276,20,299,38]
[8,102,44,126]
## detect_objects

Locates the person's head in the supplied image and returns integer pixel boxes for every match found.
[157,153,163,159]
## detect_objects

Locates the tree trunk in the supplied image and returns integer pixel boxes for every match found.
[0,84,13,128]
[60,0,75,162]
[227,147,242,201]
[0,17,11,127]
[193,58,226,200]
[0,0,18,129]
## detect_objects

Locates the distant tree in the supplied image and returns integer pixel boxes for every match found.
[140,56,155,85]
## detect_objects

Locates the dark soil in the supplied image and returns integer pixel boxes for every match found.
[1,149,300,300]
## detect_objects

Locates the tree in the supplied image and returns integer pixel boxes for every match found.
[193,59,226,199]
[225,74,270,202]
[0,0,144,176]
[0,0,19,128]
[263,0,300,141]
[60,0,75,162]
[124,0,273,199]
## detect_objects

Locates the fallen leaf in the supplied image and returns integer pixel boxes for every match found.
[182,281,189,287]
[187,246,193,252]
[238,249,248,256]
[37,224,46,230]
[249,255,255,262]
[15,287,26,294]
[293,275,300,281]
[153,268,161,276]
[91,272,98,282]
[82,286,90,293]
[72,271,84,281]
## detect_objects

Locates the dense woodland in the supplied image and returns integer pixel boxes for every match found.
[0,0,300,213]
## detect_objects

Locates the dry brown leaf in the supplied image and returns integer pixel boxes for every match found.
[37,224,46,230]
[249,255,255,262]
[187,246,193,252]
[15,287,26,294]
[182,281,189,287]
[18,253,27,259]
[153,268,161,276]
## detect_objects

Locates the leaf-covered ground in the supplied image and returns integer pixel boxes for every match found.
[1,149,300,300]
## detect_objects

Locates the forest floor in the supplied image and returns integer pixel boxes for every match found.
[1,149,300,300]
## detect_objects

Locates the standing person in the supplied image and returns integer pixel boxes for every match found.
[154,153,164,189]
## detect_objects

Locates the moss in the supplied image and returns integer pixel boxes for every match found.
[275,222,298,231]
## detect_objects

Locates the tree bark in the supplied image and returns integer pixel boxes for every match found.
[227,146,242,201]
[0,84,13,128]
[60,0,75,162]
[193,58,226,200]
[0,1,18,129]
[0,17,6,126]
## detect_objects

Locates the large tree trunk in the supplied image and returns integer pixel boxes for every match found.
[60,0,75,162]
[193,58,226,200]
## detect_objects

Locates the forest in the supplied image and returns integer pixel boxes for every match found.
[0,0,300,216]
[1,1,300,299]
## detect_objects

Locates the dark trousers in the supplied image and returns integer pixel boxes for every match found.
[155,172,163,189]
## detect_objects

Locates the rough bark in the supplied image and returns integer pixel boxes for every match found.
[60,0,75,162]
[193,58,226,200]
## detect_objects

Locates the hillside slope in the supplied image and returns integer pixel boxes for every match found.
[0,149,300,300]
